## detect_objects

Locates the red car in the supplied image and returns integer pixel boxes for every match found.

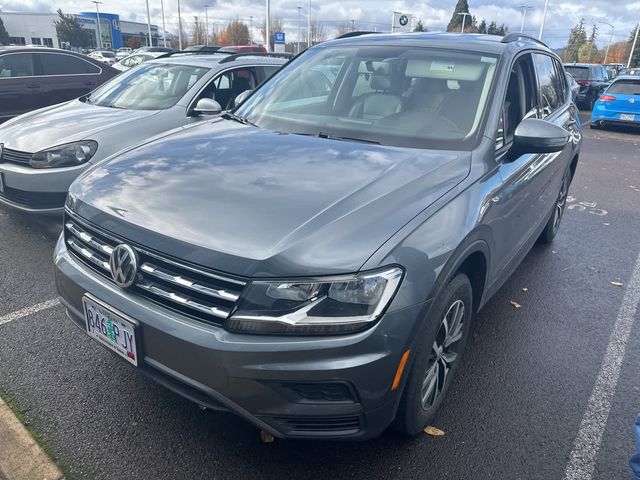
[218,45,267,54]
[0,47,119,123]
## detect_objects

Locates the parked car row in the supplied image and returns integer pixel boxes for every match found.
[591,75,640,129]
[2,32,581,441]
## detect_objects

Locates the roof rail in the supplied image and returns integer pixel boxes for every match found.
[219,52,293,63]
[335,31,379,39]
[501,33,548,47]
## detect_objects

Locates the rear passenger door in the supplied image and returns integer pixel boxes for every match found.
[35,52,103,106]
[0,52,38,120]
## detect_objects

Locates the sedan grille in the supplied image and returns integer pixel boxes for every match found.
[0,147,32,165]
[64,213,246,325]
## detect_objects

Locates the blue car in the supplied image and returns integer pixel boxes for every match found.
[591,76,640,128]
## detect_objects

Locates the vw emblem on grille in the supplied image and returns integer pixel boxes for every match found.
[110,244,138,288]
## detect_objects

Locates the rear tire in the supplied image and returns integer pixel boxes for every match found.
[538,168,571,244]
[393,274,473,435]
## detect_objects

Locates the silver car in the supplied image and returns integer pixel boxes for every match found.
[0,54,286,214]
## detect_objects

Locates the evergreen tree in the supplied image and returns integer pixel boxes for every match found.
[564,18,587,63]
[487,21,498,35]
[447,0,471,32]
[629,23,640,68]
[54,9,92,48]
[413,20,426,32]
[478,20,487,34]
[0,16,9,45]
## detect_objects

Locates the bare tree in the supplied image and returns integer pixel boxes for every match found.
[336,21,351,37]
[310,20,326,45]
[191,16,206,45]
[261,16,283,50]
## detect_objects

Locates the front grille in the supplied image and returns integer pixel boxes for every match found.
[0,147,32,165]
[0,186,67,209]
[270,415,361,434]
[64,214,246,325]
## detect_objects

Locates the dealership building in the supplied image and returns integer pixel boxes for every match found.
[0,11,159,49]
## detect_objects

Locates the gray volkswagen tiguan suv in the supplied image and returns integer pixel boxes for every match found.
[55,32,581,440]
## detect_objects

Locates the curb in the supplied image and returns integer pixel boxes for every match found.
[0,397,63,480]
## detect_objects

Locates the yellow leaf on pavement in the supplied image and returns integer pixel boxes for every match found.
[610,281,624,287]
[424,426,445,436]
[510,300,522,309]
[522,288,528,292]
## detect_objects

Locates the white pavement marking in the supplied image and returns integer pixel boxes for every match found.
[0,298,60,327]
[563,251,640,480]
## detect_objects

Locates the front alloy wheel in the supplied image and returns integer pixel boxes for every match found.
[539,169,571,244]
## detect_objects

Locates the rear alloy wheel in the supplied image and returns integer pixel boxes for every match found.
[538,169,571,244]
[394,274,472,435]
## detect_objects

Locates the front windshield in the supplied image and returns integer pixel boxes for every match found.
[236,45,498,149]
[88,62,209,110]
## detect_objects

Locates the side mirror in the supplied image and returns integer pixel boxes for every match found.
[234,89,253,108]
[512,118,569,155]
[193,98,222,116]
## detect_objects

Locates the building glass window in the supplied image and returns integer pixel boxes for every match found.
[8,37,26,45]
[30,37,42,45]
[43,38,54,48]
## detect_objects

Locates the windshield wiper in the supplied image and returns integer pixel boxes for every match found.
[292,132,380,145]
[223,112,257,127]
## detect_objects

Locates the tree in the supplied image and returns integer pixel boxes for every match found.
[447,0,471,32]
[260,16,284,50]
[564,18,587,63]
[629,23,640,67]
[191,16,206,45]
[578,24,599,62]
[478,20,487,34]
[219,19,249,46]
[310,20,326,45]
[54,9,92,48]
[413,20,426,32]
[336,22,352,37]
[0,16,10,46]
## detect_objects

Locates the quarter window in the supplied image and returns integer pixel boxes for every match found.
[38,53,100,75]
[0,53,35,78]
[533,54,563,117]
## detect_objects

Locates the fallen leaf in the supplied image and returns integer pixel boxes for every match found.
[610,281,624,287]
[260,430,275,443]
[424,426,445,436]
[522,288,528,292]
[510,300,522,309]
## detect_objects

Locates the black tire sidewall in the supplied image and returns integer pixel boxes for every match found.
[393,273,473,435]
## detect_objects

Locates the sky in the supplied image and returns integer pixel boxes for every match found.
[1,0,639,49]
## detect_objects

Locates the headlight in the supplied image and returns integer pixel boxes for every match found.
[30,141,98,169]
[227,267,403,335]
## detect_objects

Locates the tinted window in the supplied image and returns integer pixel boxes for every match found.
[236,46,499,149]
[553,59,567,104]
[0,53,35,78]
[565,66,588,80]
[39,53,100,75]
[607,80,640,95]
[533,54,562,117]
[261,65,281,80]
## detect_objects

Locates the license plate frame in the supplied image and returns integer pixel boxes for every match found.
[82,295,140,366]
[620,113,636,122]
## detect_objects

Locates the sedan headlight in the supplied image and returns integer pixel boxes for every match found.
[30,141,98,169]
[227,267,403,335]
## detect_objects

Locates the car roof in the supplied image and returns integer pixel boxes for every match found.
[613,75,640,81]
[564,63,597,68]
[320,32,555,57]
[147,53,288,68]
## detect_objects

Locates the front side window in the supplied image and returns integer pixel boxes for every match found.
[236,46,499,150]
[533,54,562,117]
[88,63,209,110]
[39,53,100,75]
[0,53,35,78]
[208,67,258,109]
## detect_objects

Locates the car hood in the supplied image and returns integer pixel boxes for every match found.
[70,120,471,277]
[0,100,161,153]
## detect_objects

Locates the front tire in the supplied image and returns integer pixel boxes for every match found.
[538,168,571,244]
[393,273,473,435]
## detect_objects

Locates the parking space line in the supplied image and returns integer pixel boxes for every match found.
[563,251,640,480]
[0,298,60,327]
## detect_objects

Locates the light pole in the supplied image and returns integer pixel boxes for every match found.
[177,0,183,50]
[203,4,209,45]
[297,6,302,53]
[459,12,471,33]
[160,0,167,47]
[519,5,533,33]
[351,19,355,31]
[629,23,639,68]
[91,1,103,49]
[144,0,153,46]
[599,22,614,64]
[249,16,253,44]
[266,0,270,52]
[307,0,311,48]
[539,0,549,40]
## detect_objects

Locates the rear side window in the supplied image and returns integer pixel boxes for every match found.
[0,53,35,78]
[607,80,640,95]
[533,54,563,117]
[38,53,100,75]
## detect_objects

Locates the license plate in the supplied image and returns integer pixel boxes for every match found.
[83,296,139,366]
[621,114,635,121]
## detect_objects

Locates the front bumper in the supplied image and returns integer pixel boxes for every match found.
[0,162,87,213]
[54,235,427,440]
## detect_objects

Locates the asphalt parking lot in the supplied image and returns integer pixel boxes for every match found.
[0,112,639,480]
